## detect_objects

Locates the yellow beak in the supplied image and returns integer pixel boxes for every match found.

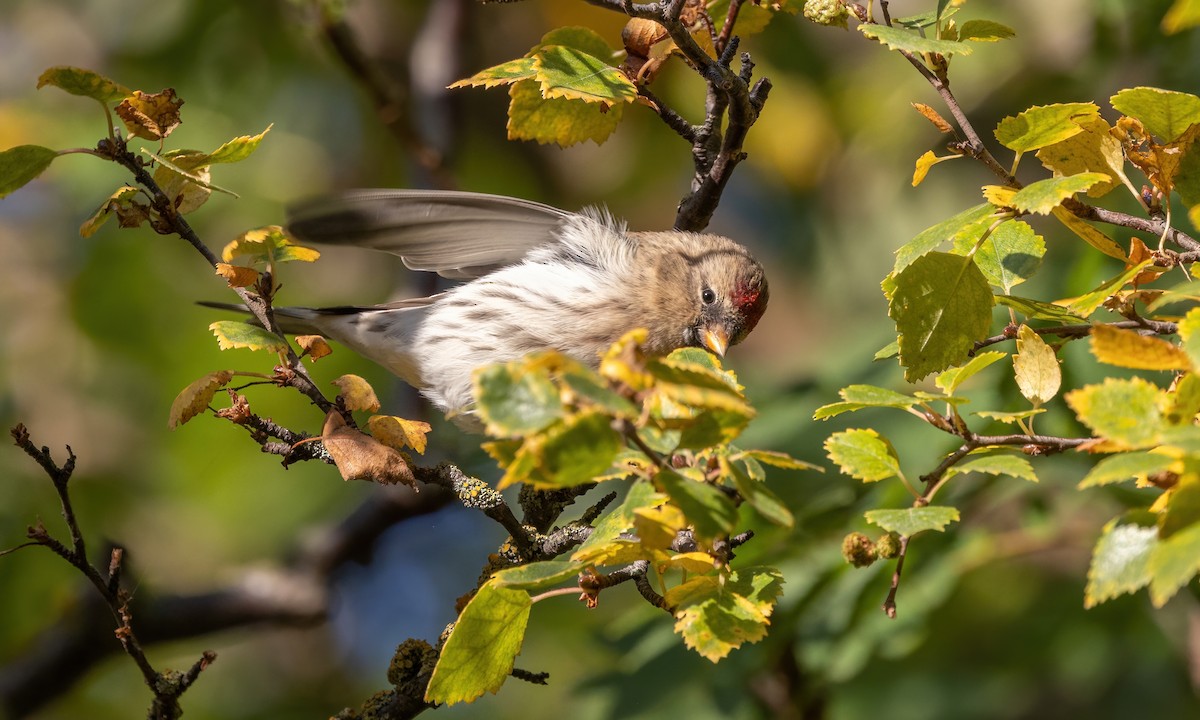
[701,326,729,357]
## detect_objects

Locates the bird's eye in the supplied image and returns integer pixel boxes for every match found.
[701,287,716,305]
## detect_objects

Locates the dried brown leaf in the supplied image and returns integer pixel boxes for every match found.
[321,411,416,486]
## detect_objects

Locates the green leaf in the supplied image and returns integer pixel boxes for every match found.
[474,361,562,436]
[168,370,235,429]
[425,581,531,704]
[1162,481,1200,539]
[204,125,273,165]
[492,560,585,590]
[450,57,538,89]
[80,185,140,237]
[874,340,900,360]
[0,145,58,198]
[952,219,1045,292]
[1065,377,1166,450]
[894,7,959,29]
[935,351,1007,395]
[945,454,1037,482]
[655,468,738,539]
[1078,451,1176,488]
[1178,307,1200,369]
[1035,116,1124,198]
[533,45,637,105]
[994,103,1099,153]
[1008,173,1110,215]
[734,449,821,472]
[858,24,974,56]
[648,359,752,416]
[208,321,287,353]
[1111,86,1200,142]
[723,457,793,528]
[572,480,664,562]
[1066,261,1153,317]
[1148,521,1200,606]
[520,410,622,489]
[1013,324,1061,406]
[893,203,995,273]
[145,149,238,200]
[889,252,994,382]
[561,366,638,418]
[958,19,1016,42]
[1168,372,1200,424]
[813,384,919,419]
[36,66,130,103]
[864,506,960,536]
[1085,512,1157,608]
[535,26,616,60]
[665,567,784,662]
[507,79,624,147]
[973,408,1046,424]
[995,294,1086,323]
[824,429,901,483]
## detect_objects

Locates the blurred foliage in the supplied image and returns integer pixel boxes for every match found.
[1,0,1200,719]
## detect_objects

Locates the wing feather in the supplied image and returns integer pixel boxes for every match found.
[285,190,569,279]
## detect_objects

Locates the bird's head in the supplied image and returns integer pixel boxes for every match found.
[684,247,768,358]
[639,232,769,359]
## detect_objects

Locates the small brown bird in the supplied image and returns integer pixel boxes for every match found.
[229,190,768,426]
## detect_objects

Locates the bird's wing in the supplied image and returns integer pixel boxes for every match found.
[285,190,570,280]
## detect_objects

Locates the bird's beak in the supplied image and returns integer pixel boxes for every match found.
[701,326,729,357]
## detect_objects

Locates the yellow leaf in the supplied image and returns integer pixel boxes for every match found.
[222,225,320,265]
[912,102,954,133]
[368,414,432,455]
[153,151,212,215]
[215,262,260,288]
[1013,325,1061,406]
[331,374,381,413]
[666,552,718,574]
[296,334,332,360]
[1050,206,1128,260]
[633,504,686,551]
[599,328,652,390]
[982,184,1017,207]
[115,88,183,140]
[79,185,141,238]
[1035,116,1126,198]
[912,150,957,186]
[1090,324,1192,371]
[168,370,234,429]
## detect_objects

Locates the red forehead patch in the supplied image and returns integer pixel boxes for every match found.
[733,275,768,336]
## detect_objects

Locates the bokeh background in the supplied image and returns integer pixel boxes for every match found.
[2,0,1200,718]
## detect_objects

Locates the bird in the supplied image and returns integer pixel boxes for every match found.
[208,190,769,427]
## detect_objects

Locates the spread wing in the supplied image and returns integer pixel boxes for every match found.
[285,189,570,280]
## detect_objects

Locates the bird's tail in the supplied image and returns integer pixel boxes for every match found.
[197,301,329,336]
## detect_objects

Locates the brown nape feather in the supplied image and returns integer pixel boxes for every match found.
[631,231,769,355]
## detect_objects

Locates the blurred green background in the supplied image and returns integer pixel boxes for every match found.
[2,0,1199,718]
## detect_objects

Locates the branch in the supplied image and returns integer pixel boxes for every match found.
[0,470,452,717]
[584,0,770,231]
[974,318,1179,352]
[99,137,334,415]
[881,535,910,619]
[315,3,458,189]
[8,425,216,719]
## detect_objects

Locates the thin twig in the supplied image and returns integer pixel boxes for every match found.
[881,535,910,619]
